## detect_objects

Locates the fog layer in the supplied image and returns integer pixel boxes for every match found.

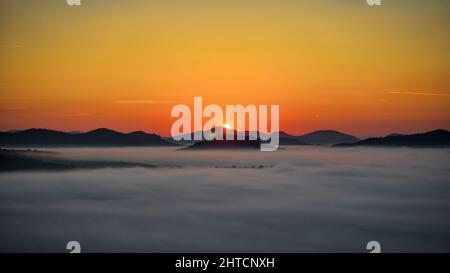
[0,147,449,252]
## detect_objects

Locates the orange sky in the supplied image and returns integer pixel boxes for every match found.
[1,0,449,138]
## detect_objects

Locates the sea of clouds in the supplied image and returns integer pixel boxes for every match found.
[0,146,449,252]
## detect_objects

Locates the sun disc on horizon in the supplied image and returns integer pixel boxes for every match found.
[223,123,232,130]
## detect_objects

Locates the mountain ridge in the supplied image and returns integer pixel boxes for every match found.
[0,128,174,147]
[335,129,450,147]
[2,128,448,148]
[168,128,359,146]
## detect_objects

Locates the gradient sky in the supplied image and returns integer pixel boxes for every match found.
[0,0,449,137]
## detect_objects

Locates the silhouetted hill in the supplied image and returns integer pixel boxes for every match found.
[335,129,450,147]
[165,128,216,146]
[0,128,174,147]
[278,131,310,145]
[182,128,250,150]
[183,139,261,150]
[182,128,269,150]
[0,149,156,172]
[169,129,359,146]
[297,130,360,145]
[386,133,404,137]
[169,128,309,146]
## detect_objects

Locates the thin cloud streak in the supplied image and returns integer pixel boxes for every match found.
[388,91,450,97]
[112,100,174,104]
[3,45,23,48]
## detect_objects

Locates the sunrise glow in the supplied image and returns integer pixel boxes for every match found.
[0,1,449,138]
[223,123,232,130]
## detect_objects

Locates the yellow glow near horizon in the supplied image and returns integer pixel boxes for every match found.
[223,123,232,130]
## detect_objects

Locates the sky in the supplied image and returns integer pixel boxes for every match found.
[0,0,449,138]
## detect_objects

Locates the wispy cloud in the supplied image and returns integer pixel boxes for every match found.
[112,100,174,104]
[0,97,32,100]
[1,107,29,112]
[3,45,23,48]
[57,113,94,117]
[388,91,450,97]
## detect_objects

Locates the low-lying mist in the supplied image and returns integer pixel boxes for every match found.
[0,146,449,252]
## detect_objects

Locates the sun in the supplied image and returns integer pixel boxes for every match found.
[223,123,232,130]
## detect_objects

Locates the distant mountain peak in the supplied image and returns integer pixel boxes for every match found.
[22,128,60,133]
[386,133,404,137]
[87,128,121,134]
[309,129,340,134]
[336,129,450,147]
[128,130,148,135]
[297,130,360,145]
[427,129,447,134]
